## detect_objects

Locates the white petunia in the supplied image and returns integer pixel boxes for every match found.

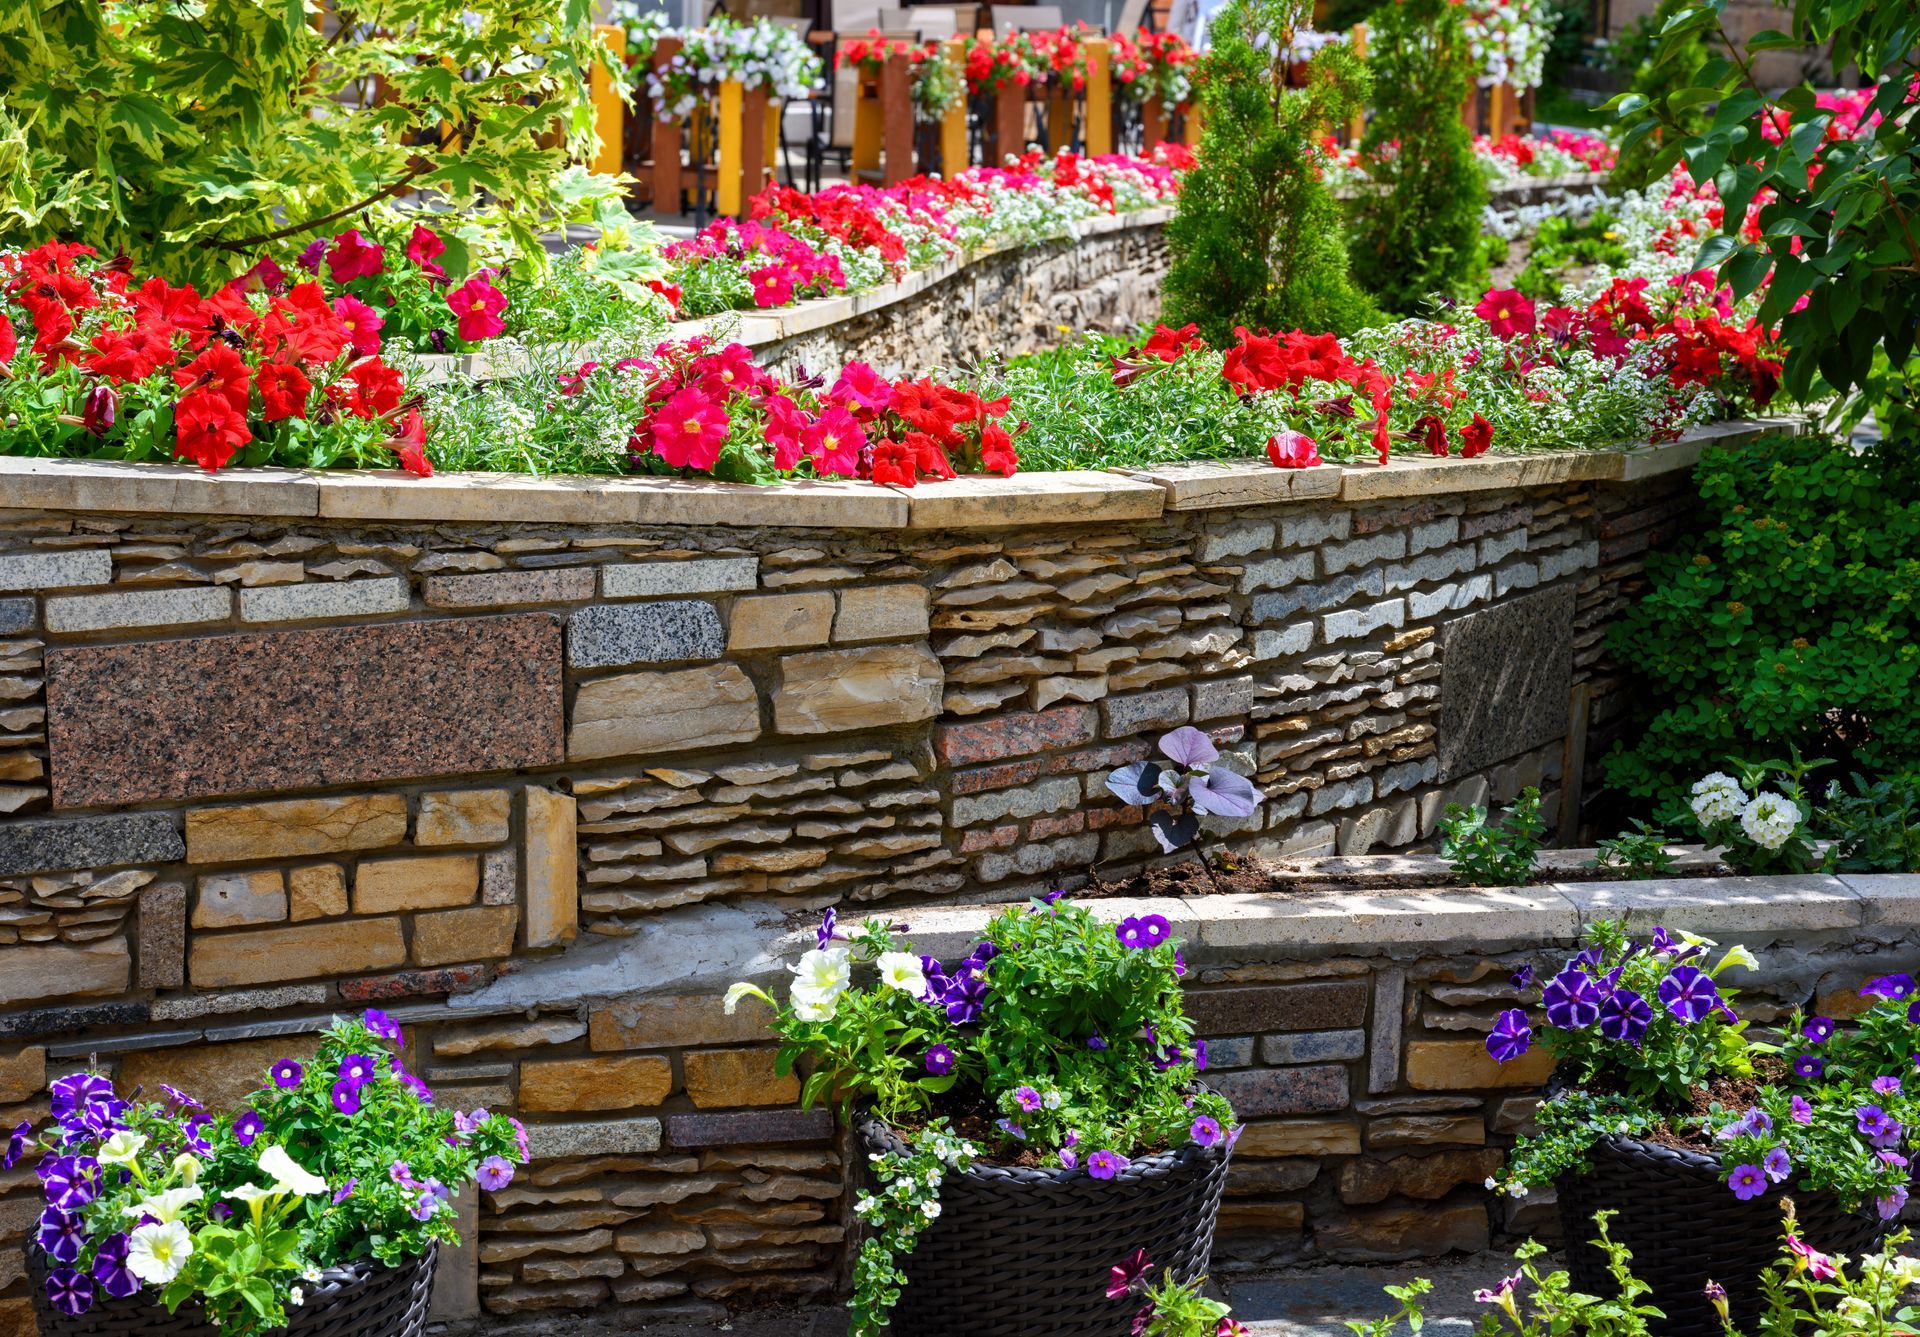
[875,952,927,997]
[98,1130,148,1166]
[789,948,850,1020]
[172,1154,202,1186]
[258,1145,328,1196]
[228,1183,278,1208]
[723,982,773,1016]
[129,1186,204,1225]
[126,1221,194,1284]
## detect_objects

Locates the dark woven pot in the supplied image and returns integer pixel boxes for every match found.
[26,1243,436,1337]
[1557,1135,1890,1337]
[857,1116,1231,1337]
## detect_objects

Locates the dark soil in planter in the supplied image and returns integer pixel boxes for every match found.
[1078,850,1730,898]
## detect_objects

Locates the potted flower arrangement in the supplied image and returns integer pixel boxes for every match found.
[9,1009,526,1337]
[1486,922,1915,1336]
[725,895,1236,1337]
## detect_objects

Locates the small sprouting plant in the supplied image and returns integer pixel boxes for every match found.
[1342,1278,1430,1337]
[1440,787,1545,887]
[1591,819,1678,881]
[1106,1249,1251,1337]
[1687,755,1823,875]
[1106,726,1263,884]
[1817,771,1920,874]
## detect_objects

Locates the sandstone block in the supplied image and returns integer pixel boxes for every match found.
[1405,1038,1555,1090]
[1368,1115,1486,1149]
[521,1056,673,1112]
[1234,1119,1361,1158]
[1339,1149,1504,1204]
[590,995,775,1051]
[833,585,931,643]
[193,870,288,929]
[185,795,408,864]
[0,1045,46,1103]
[1314,1202,1488,1262]
[412,905,519,966]
[417,789,512,846]
[0,939,130,1006]
[684,1048,801,1109]
[353,854,479,914]
[121,1035,321,1111]
[569,664,761,760]
[288,864,349,921]
[728,593,833,651]
[524,787,577,948]
[190,917,406,987]
[772,645,941,734]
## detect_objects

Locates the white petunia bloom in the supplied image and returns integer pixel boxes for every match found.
[789,947,851,1021]
[875,952,927,997]
[723,981,773,1016]
[1690,772,1747,826]
[129,1186,204,1225]
[127,1221,194,1284]
[98,1130,148,1166]
[229,1183,278,1208]
[1740,792,1800,851]
[258,1145,328,1197]
[172,1154,202,1186]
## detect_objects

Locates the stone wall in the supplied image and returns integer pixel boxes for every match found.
[0,428,1783,1332]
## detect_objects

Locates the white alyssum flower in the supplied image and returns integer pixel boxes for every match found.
[875,952,927,996]
[258,1145,328,1196]
[1740,792,1800,851]
[127,1221,194,1284]
[129,1186,204,1225]
[1690,772,1747,826]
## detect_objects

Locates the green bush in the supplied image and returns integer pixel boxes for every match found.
[1160,0,1377,342]
[1603,0,1710,188]
[0,1,619,286]
[1346,0,1488,315]
[1604,434,1920,805]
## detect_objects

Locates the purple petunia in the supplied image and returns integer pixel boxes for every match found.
[1542,969,1604,1030]
[1790,1096,1813,1124]
[91,1233,139,1300]
[1875,1076,1904,1098]
[1087,1150,1131,1180]
[1510,964,1534,991]
[1795,1054,1825,1079]
[996,1119,1026,1141]
[816,908,837,950]
[159,1083,201,1110]
[1862,974,1916,1002]
[271,1059,304,1089]
[4,1119,29,1170]
[1485,1010,1532,1064]
[48,1075,112,1121]
[942,972,989,1026]
[42,1157,98,1212]
[44,1266,93,1317]
[1087,1032,1108,1051]
[233,1110,263,1147]
[1014,1086,1044,1113]
[1190,1116,1223,1147]
[1762,1147,1792,1183]
[331,1079,362,1116]
[1194,1040,1208,1072]
[338,1053,378,1087]
[1858,1105,1903,1148]
[1598,988,1654,1045]
[1879,1185,1910,1221]
[1658,965,1722,1023]
[478,1155,514,1192]
[333,1179,357,1205]
[1058,1147,1078,1170]
[390,1159,422,1191]
[1728,1163,1769,1201]
[925,1045,955,1076]
[364,1009,403,1043]
[1649,926,1679,955]
[919,956,950,1003]
[1116,918,1151,950]
[1802,1017,1836,1044]
[35,1208,85,1264]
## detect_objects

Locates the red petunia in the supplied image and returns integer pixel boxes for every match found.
[174,342,252,413]
[405,225,448,282]
[1221,327,1292,395]
[904,430,955,481]
[1472,288,1536,339]
[327,229,386,284]
[650,386,731,471]
[869,439,919,487]
[446,274,507,342]
[804,404,867,477]
[174,387,251,471]
[1140,322,1205,362]
[828,361,894,416]
[1459,413,1493,459]
[390,409,433,477]
[279,282,349,363]
[0,317,15,368]
[87,327,173,383]
[979,422,1020,477]
[1266,430,1322,469]
[333,295,384,357]
[1410,413,1449,457]
[347,359,405,419]
[257,361,312,421]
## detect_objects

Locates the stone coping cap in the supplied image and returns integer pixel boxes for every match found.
[0,417,1800,529]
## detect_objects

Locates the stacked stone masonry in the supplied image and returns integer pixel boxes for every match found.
[0,438,1791,1334]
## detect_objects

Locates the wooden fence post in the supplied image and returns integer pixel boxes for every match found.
[1142,99,1166,150]
[1047,82,1073,152]
[1346,23,1367,146]
[651,36,684,213]
[590,25,627,176]
[741,83,768,204]
[992,79,1025,163]
[881,49,916,183]
[1084,37,1112,156]
[1181,98,1201,145]
[940,38,969,175]
[853,68,883,177]
[716,77,745,217]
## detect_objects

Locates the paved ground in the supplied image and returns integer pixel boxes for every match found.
[456,1254,1522,1336]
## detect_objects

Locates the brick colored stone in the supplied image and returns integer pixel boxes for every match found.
[1405,1039,1555,1090]
[137,881,186,990]
[590,996,772,1051]
[772,645,942,734]
[934,705,1098,766]
[950,757,1046,795]
[353,854,479,914]
[0,1045,45,1103]
[337,964,490,1001]
[288,864,348,921]
[1234,1119,1361,1158]
[1101,687,1190,737]
[524,787,577,949]
[193,869,288,928]
[416,789,512,846]
[664,1108,833,1148]
[1208,1064,1349,1117]
[185,794,409,864]
[122,1035,323,1110]
[412,904,518,966]
[0,940,130,1007]
[568,663,760,761]
[190,917,406,987]
[683,1048,801,1109]
[1185,981,1370,1036]
[1340,1149,1505,1204]
[728,593,834,651]
[46,614,563,807]
[834,585,931,642]
[520,1056,673,1112]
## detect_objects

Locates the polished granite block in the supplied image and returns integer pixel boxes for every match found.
[46,613,564,807]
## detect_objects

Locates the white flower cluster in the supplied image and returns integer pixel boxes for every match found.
[626,13,824,118]
[1689,771,1747,825]
[1481,186,1612,242]
[1739,791,1801,852]
[1463,0,1549,90]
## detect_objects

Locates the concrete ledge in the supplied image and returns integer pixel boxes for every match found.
[0,457,321,518]
[1113,461,1344,510]
[892,470,1167,529]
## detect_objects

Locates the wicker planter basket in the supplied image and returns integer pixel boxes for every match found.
[1557,1134,1890,1337]
[856,1115,1231,1337]
[26,1243,436,1337]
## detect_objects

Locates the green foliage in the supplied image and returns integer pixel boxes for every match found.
[1817,771,1920,874]
[1603,435,1920,806]
[1514,210,1631,301]
[1591,820,1679,880]
[1609,0,1920,435]
[1342,1278,1430,1337]
[850,1123,975,1337]
[1440,787,1546,887]
[1347,0,1489,315]
[1603,0,1710,187]
[1734,1217,1920,1337]
[0,0,623,286]
[1161,0,1378,341]
[1130,1266,1247,1337]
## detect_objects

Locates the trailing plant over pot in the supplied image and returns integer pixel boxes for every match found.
[725,897,1236,1337]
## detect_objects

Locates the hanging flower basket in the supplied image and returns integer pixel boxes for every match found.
[1556,1134,1893,1337]
[855,1115,1232,1337]
[27,1245,437,1337]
